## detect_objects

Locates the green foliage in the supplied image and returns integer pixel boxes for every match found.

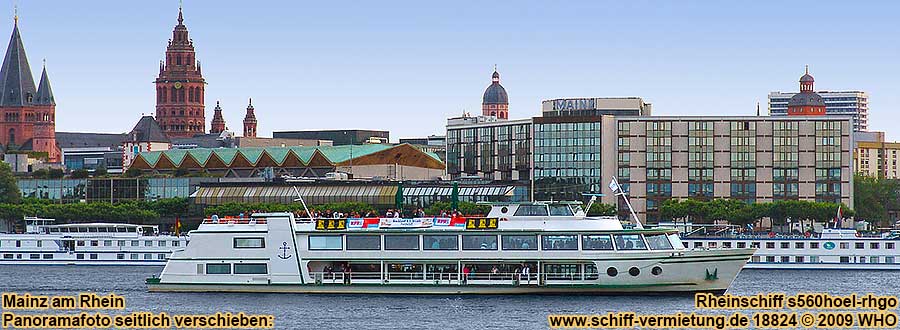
[48,168,64,179]
[424,201,490,216]
[0,200,159,223]
[70,169,90,179]
[123,167,142,178]
[853,174,899,227]
[31,168,48,179]
[587,203,616,216]
[660,198,852,227]
[93,166,108,177]
[0,162,19,204]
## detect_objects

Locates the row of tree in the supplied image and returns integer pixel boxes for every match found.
[660,198,854,229]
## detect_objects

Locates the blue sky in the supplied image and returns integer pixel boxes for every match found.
[9,1,900,140]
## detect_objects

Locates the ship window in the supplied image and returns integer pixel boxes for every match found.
[855,242,864,249]
[840,242,849,249]
[77,254,84,260]
[159,241,167,247]
[90,254,98,260]
[582,235,613,250]
[513,205,548,216]
[309,236,343,250]
[37,241,42,247]
[737,242,746,248]
[88,227,98,232]
[708,242,717,248]
[766,256,775,262]
[613,234,647,250]
[502,235,537,250]
[751,256,760,263]
[780,242,789,249]
[233,238,265,249]
[346,235,381,250]
[91,241,99,247]
[117,254,124,260]
[548,205,573,216]
[104,240,112,247]
[158,254,166,260]
[234,263,267,274]
[751,242,760,248]
[646,234,674,250]
[462,235,497,250]
[870,256,879,263]
[173,241,180,247]
[144,253,152,259]
[384,235,420,250]
[722,242,732,248]
[810,242,819,249]
[423,235,458,250]
[2,254,11,259]
[77,241,85,247]
[130,254,138,260]
[144,241,152,247]
[871,243,879,249]
[887,256,895,263]
[795,242,804,249]
[542,235,577,250]
[766,242,775,249]
[206,263,231,274]
[810,256,819,263]
[42,254,52,259]
[693,242,703,248]
[29,254,39,259]
[888,243,895,249]
[795,256,804,263]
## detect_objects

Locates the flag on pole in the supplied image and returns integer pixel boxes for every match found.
[608,179,620,193]
[175,217,182,236]
[835,205,842,228]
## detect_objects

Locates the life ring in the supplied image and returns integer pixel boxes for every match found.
[768,232,775,238]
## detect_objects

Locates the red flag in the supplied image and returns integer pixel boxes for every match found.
[175,217,182,236]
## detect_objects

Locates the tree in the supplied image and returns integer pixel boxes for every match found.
[0,162,20,204]
[70,169,89,179]
[93,166,108,177]
[853,174,898,227]
[31,168,48,179]
[123,167,142,178]
[587,203,616,216]
[48,168,64,179]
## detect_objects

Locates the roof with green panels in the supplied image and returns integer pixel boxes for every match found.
[131,144,445,170]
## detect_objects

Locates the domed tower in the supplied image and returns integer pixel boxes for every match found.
[787,66,826,116]
[482,67,508,119]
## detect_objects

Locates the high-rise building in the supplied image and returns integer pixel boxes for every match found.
[0,16,59,162]
[855,141,900,179]
[155,6,206,138]
[243,99,257,138]
[482,68,509,119]
[768,67,868,131]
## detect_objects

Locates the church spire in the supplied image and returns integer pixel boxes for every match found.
[35,60,53,105]
[243,98,257,138]
[210,100,225,134]
[0,15,37,106]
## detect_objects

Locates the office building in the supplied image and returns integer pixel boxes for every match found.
[855,141,900,179]
[445,115,532,183]
[273,129,389,145]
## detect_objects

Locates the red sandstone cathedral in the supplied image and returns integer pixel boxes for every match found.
[0,16,58,161]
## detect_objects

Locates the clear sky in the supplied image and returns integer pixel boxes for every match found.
[9,1,900,140]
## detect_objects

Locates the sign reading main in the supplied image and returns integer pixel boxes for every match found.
[551,98,596,111]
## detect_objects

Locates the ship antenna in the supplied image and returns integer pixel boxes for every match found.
[610,177,643,229]
[291,186,314,222]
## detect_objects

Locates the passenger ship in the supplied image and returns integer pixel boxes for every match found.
[681,228,900,270]
[0,217,188,265]
[148,200,755,294]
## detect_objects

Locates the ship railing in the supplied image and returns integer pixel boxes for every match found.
[201,218,267,225]
[309,271,600,285]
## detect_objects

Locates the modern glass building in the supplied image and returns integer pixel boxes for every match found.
[769,90,868,131]
[18,177,204,203]
[533,118,606,201]
[445,116,532,183]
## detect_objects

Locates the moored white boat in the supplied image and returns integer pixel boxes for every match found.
[148,200,754,294]
[0,217,188,266]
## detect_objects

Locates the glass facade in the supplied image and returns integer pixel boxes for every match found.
[815,121,842,203]
[446,121,531,182]
[729,122,757,203]
[687,122,714,199]
[18,178,194,203]
[533,121,602,201]
[645,121,672,223]
[773,122,799,200]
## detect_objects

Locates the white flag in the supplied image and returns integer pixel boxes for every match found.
[608,180,620,192]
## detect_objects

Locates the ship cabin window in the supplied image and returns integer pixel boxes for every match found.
[542,235,578,250]
[384,235,420,250]
[766,256,775,262]
[346,235,381,250]
[131,240,138,247]
[130,254,138,260]
[36,241,42,248]
[144,241,153,247]
[173,241,180,247]
[513,205,548,217]
[780,242,789,249]
[233,238,266,249]
[423,235,458,250]
[870,256,879,263]
[766,242,775,249]
[888,243,895,249]
[795,242,804,249]
[42,254,52,259]
[77,241,85,247]
[462,235,498,250]
[839,256,849,263]
[693,242,703,248]
[887,256,895,263]
[871,243,879,249]
[840,242,849,249]
[76,254,84,260]
[91,241,99,247]
[117,254,124,260]
[751,242,760,248]
[309,236,343,250]
[855,242,864,249]
[613,234,647,250]
[234,263,268,274]
[795,256,804,263]
[737,242,746,248]
[88,227,98,232]
[722,242,732,248]
[206,263,231,274]
[90,254,98,260]
[29,254,39,259]
[708,242,717,248]
[502,235,538,250]
[810,256,819,263]
[667,234,684,249]
[810,242,819,249]
[159,241,166,247]
[104,240,112,247]
[548,205,573,216]
[144,253,152,259]
[2,254,12,259]
[751,256,760,263]
[158,254,166,260]
[645,234,674,250]
[582,234,614,250]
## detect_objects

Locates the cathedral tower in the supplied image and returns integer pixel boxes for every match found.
[155,6,206,138]
[243,99,257,138]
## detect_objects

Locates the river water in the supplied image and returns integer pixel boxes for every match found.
[1,266,897,329]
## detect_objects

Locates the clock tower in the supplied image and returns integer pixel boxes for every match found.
[155,6,205,138]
